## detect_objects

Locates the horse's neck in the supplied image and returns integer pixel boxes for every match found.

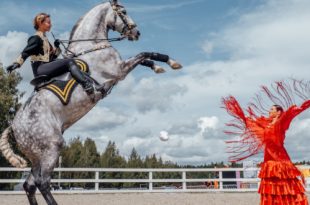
[70,4,110,49]
[68,3,123,89]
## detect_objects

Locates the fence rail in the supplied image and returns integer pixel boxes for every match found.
[0,166,309,194]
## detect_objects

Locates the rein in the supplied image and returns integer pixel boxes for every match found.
[51,32,126,58]
[60,36,125,43]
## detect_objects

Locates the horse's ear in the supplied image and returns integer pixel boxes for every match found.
[110,0,117,5]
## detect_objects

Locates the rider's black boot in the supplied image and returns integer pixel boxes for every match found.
[68,61,94,95]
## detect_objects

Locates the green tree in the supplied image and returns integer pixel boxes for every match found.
[80,138,100,168]
[100,141,126,168]
[60,137,85,188]
[0,63,23,139]
[0,63,23,190]
[144,154,159,168]
[62,137,84,167]
[99,141,126,188]
[127,148,143,168]
[125,148,145,187]
[60,137,102,188]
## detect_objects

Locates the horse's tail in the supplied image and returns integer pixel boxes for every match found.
[0,127,27,168]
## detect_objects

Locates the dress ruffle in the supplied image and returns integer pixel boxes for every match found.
[258,161,308,205]
[259,161,302,179]
[260,194,309,205]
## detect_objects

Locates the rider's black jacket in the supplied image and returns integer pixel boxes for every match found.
[14,31,61,75]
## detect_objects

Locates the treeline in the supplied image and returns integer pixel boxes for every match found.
[59,138,177,189]
[61,137,178,169]
[0,135,232,190]
[56,137,231,189]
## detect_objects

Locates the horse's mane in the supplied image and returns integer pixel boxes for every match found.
[69,17,84,41]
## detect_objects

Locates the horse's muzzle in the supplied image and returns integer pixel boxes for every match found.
[127,28,140,41]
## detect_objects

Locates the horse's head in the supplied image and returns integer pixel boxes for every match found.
[107,0,140,41]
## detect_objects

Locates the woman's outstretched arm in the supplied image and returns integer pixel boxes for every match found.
[222,96,265,162]
[280,99,310,130]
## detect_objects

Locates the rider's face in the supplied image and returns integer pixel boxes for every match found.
[38,17,52,32]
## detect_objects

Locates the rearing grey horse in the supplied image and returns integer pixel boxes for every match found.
[0,1,181,205]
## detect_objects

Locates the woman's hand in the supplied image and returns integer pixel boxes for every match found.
[54,39,61,48]
[6,63,20,73]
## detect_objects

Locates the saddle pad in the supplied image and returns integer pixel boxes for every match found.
[43,59,89,105]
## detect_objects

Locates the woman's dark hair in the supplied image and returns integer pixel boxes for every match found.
[33,13,50,30]
[273,104,284,113]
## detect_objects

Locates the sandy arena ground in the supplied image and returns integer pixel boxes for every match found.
[1,193,309,205]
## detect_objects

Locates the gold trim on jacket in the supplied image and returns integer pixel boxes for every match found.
[30,31,51,63]
[14,31,61,67]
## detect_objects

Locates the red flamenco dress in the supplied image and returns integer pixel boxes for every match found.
[222,80,309,205]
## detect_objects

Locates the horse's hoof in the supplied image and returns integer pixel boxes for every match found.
[154,65,166,74]
[167,59,182,70]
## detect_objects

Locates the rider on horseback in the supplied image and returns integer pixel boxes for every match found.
[6,13,94,95]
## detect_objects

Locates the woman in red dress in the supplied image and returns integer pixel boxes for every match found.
[222,80,309,205]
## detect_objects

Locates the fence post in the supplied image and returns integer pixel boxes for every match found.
[149,171,153,191]
[219,170,223,190]
[182,171,187,190]
[95,171,99,191]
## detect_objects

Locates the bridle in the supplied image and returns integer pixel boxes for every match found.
[109,0,136,36]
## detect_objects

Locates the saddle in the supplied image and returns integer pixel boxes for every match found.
[30,59,90,105]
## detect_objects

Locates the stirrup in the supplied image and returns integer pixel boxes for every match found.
[95,79,115,94]
[82,81,95,95]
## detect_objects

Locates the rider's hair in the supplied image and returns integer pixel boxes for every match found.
[273,104,284,113]
[33,13,50,30]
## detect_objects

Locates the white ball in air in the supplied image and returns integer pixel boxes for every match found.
[159,131,169,141]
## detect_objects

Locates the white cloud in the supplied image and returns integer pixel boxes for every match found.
[286,117,310,161]
[198,116,219,134]
[0,31,35,100]
[112,115,227,165]
[71,106,129,132]
[0,31,28,66]
[124,77,187,113]
[211,0,310,63]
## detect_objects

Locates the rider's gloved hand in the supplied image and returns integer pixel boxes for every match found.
[54,39,61,48]
[6,63,20,73]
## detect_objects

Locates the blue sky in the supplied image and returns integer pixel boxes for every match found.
[0,0,264,64]
[0,0,310,165]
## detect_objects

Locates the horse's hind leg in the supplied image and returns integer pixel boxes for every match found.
[23,170,38,205]
[33,144,60,205]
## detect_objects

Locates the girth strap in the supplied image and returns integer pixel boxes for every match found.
[70,44,112,58]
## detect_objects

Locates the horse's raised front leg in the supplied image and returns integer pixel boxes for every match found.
[32,143,61,205]
[23,170,38,205]
[141,60,165,73]
[139,52,182,70]
[121,52,182,77]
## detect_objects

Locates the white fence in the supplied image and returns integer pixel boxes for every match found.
[0,167,309,194]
